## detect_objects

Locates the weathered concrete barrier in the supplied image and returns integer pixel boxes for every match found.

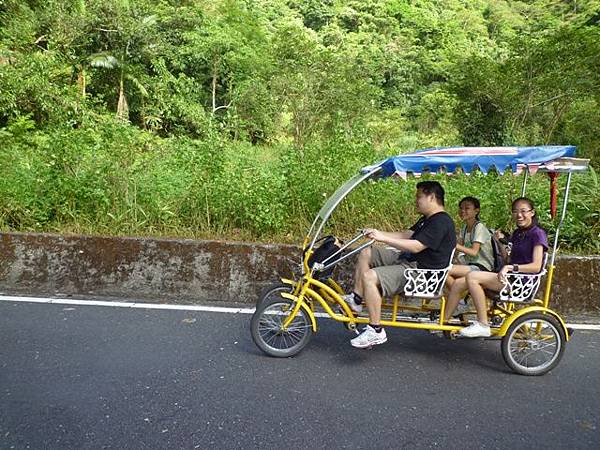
[1,232,599,317]
[0,232,299,304]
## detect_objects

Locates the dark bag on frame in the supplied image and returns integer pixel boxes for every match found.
[306,235,343,280]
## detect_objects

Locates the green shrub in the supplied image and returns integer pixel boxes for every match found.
[1,118,598,253]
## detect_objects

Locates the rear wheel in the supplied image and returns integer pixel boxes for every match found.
[501,312,566,376]
[256,282,295,306]
[251,296,313,357]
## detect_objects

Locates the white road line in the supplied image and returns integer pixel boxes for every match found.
[0,295,255,314]
[567,324,600,330]
[0,295,599,330]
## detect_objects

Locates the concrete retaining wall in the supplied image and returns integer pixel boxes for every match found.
[1,232,599,317]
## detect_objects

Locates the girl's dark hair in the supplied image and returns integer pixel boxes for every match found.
[459,196,481,220]
[512,197,539,226]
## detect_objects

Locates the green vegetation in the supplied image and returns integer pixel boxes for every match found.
[1,1,599,252]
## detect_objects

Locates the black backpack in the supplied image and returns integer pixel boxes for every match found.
[489,230,506,272]
[465,222,505,273]
[305,235,343,280]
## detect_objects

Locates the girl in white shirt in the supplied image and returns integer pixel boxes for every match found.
[443,197,494,324]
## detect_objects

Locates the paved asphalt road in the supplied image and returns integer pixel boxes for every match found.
[1,300,599,450]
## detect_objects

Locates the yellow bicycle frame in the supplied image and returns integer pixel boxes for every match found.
[280,261,570,340]
[281,270,466,334]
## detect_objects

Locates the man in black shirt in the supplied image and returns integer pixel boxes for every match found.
[347,180,456,348]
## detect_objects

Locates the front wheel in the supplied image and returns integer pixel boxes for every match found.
[501,312,566,376]
[251,296,313,357]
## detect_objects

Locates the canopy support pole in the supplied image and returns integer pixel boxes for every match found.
[548,172,559,219]
[543,172,572,307]
[520,170,529,197]
[550,172,572,268]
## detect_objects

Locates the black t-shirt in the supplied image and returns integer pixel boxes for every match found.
[409,212,457,269]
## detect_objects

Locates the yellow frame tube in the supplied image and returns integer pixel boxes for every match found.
[439,297,446,325]
[279,292,318,331]
[280,275,470,334]
[278,272,568,338]
[280,277,303,296]
[282,280,312,328]
[302,249,313,274]
[326,278,345,294]
[542,264,555,308]
[308,278,355,317]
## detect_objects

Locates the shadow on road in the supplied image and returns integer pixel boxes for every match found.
[238,316,512,375]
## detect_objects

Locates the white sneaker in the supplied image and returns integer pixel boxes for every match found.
[342,293,363,313]
[351,325,387,348]
[459,321,491,338]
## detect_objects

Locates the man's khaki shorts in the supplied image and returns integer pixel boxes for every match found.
[370,246,417,297]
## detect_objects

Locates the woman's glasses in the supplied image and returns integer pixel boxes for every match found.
[511,209,532,215]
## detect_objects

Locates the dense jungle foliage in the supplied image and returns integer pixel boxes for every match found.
[1,0,599,252]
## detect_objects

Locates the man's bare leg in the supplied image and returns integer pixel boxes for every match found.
[362,269,382,325]
[352,247,372,297]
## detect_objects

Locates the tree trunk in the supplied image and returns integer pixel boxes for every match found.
[210,60,232,115]
[116,72,129,121]
[212,62,218,114]
[77,66,86,97]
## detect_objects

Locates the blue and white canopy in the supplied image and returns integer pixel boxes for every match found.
[361,146,578,179]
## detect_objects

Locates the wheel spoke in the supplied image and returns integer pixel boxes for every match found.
[287,323,311,332]
[262,329,279,345]
[259,317,279,330]
[267,313,285,327]
[252,300,312,354]
[258,321,280,334]
[506,317,562,372]
[286,330,304,342]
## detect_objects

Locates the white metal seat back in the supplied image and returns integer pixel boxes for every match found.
[403,249,455,299]
[499,253,548,303]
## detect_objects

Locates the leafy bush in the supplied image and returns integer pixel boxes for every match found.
[1,118,598,253]
[1,1,599,253]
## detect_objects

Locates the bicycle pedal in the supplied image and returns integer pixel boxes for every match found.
[343,318,359,334]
